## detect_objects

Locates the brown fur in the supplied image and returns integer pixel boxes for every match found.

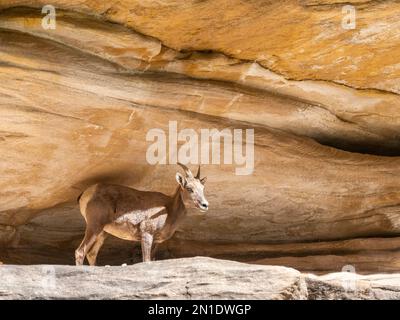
[75,165,208,265]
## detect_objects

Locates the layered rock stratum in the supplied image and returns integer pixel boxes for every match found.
[0,1,400,275]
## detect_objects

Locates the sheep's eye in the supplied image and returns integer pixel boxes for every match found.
[187,188,193,193]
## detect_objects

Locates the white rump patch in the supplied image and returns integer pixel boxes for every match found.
[115,206,166,225]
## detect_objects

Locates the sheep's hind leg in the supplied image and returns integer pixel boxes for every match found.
[76,200,110,266]
[75,228,99,266]
[86,231,108,266]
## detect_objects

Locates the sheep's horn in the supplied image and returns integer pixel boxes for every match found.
[196,165,201,179]
[177,162,193,177]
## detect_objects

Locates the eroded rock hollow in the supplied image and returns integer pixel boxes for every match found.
[1,1,400,274]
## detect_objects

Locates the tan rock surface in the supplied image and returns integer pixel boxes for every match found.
[0,2,400,273]
[2,0,400,93]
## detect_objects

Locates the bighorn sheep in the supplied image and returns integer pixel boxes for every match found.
[75,163,208,265]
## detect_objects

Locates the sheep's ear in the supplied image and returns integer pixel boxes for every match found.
[176,172,187,188]
[200,176,207,185]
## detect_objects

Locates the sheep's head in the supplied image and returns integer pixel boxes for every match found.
[176,162,208,212]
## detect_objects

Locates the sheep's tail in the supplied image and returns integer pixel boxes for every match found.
[77,192,83,203]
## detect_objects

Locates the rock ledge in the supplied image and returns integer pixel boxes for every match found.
[1,257,400,300]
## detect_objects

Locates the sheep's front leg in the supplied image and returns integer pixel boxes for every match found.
[151,243,159,261]
[141,232,153,262]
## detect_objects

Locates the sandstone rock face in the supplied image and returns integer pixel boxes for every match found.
[1,257,400,300]
[0,2,400,274]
